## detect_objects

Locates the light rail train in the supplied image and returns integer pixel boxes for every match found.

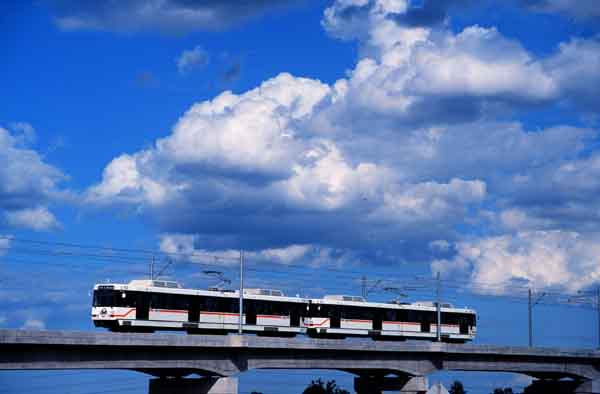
[92,279,476,342]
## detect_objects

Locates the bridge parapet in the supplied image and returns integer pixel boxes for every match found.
[1,329,600,391]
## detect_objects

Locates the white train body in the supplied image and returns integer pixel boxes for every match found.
[92,280,476,342]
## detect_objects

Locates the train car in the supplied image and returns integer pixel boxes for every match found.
[92,279,476,342]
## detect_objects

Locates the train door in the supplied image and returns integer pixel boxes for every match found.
[188,296,200,322]
[329,306,341,329]
[246,300,257,325]
[420,311,431,333]
[290,303,300,327]
[136,293,149,320]
[373,311,383,331]
[459,315,469,335]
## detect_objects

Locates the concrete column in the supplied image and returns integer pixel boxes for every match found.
[149,377,238,394]
[400,376,429,394]
[523,379,596,394]
[354,376,428,394]
[576,379,600,394]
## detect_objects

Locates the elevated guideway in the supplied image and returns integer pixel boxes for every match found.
[1,329,599,394]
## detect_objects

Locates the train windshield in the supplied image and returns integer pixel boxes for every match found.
[93,289,138,307]
[93,290,116,307]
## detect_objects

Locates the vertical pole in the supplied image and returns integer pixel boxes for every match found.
[597,287,600,349]
[238,250,244,335]
[436,272,441,342]
[150,255,155,280]
[362,275,367,299]
[528,288,533,347]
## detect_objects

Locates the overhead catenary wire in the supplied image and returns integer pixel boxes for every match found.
[0,236,579,296]
[1,235,598,313]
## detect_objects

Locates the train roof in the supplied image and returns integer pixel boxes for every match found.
[93,280,475,314]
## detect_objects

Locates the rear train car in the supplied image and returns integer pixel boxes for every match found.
[91,279,476,342]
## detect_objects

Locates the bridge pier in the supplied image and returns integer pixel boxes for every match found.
[149,377,238,394]
[354,376,428,394]
[523,379,600,394]
[576,379,600,394]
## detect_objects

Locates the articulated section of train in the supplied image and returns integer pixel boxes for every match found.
[92,279,476,342]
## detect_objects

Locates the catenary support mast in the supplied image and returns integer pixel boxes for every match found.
[239,250,244,335]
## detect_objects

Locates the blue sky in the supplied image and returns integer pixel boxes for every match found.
[1,0,600,393]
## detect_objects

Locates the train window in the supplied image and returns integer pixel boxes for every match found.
[93,290,114,307]
[204,297,217,311]
[384,310,396,321]
[257,300,272,315]
[218,298,238,313]
[426,311,436,323]
[172,295,189,310]
[343,306,372,320]
[407,310,419,323]
[411,310,435,323]
[116,292,137,307]
[151,293,164,309]
[467,314,476,326]
[442,312,457,325]
[271,301,285,315]
[396,309,408,321]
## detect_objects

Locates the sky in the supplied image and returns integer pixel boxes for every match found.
[1,0,600,393]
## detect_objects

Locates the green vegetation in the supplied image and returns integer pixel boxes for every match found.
[302,378,350,394]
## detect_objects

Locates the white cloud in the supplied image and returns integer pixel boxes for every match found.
[156,73,331,177]
[159,233,240,266]
[88,70,488,256]
[5,207,60,231]
[405,26,557,100]
[160,234,307,266]
[176,46,209,74]
[319,0,600,127]
[86,0,600,276]
[159,233,352,268]
[0,126,66,231]
[544,38,600,112]
[432,231,600,293]
[22,318,46,330]
[86,152,170,206]
[257,244,312,265]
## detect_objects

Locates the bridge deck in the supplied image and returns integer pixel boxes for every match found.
[1,329,598,358]
[1,329,599,381]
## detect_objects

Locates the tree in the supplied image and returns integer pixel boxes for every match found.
[449,380,466,394]
[492,388,514,394]
[303,378,350,394]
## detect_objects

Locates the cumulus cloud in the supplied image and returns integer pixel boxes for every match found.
[320,0,600,126]
[160,233,354,267]
[432,231,600,293]
[0,125,66,231]
[5,207,60,231]
[87,71,488,258]
[86,0,600,287]
[545,38,600,113]
[176,46,209,74]
[48,0,298,33]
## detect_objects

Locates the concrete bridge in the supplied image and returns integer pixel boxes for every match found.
[1,329,599,394]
